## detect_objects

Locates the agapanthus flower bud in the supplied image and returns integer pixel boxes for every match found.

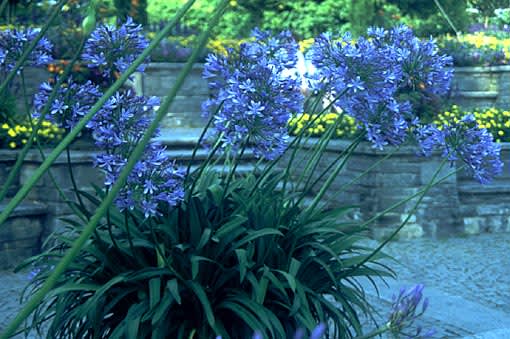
[0,28,53,73]
[388,284,434,338]
[202,29,304,160]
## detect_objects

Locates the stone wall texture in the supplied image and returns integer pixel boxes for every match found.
[0,150,102,268]
[450,65,510,110]
[133,63,209,128]
[284,140,510,240]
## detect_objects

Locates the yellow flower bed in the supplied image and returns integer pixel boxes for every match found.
[433,105,510,142]
[288,112,359,139]
[443,32,510,63]
[0,119,64,149]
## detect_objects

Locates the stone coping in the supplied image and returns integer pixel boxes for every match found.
[1,138,508,159]
[0,201,47,217]
[453,65,510,73]
[0,149,96,164]
[457,91,499,98]
[292,138,510,155]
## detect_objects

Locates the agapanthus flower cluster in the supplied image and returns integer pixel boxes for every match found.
[415,115,504,184]
[33,78,102,129]
[387,284,435,338]
[30,18,184,217]
[308,26,452,149]
[386,25,453,97]
[90,91,184,216]
[81,17,149,81]
[0,27,53,73]
[202,29,304,160]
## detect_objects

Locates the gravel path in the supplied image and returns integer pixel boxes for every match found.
[1,233,509,338]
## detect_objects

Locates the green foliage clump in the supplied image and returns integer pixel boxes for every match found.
[22,167,393,338]
[147,0,252,38]
[386,0,470,36]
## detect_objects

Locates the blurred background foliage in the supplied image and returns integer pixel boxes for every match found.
[0,0,501,39]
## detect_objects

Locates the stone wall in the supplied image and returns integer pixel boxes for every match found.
[0,202,47,269]
[285,140,510,239]
[20,150,103,239]
[133,63,209,128]
[457,145,510,234]
[0,149,102,268]
[450,65,510,110]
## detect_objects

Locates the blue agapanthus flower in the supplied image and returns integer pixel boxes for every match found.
[33,78,102,129]
[90,91,184,216]
[415,115,504,184]
[308,25,452,149]
[202,29,304,160]
[81,17,149,81]
[0,27,53,73]
[386,25,453,97]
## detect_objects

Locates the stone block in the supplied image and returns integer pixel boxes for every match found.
[397,223,424,239]
[463,217,484,235]
[0,203,46,269]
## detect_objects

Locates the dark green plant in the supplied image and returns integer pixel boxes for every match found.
[387,0,470,36]
[21,167,393,338]
[114,0,147,25]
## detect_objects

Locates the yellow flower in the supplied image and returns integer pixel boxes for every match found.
[498,130,505,136]
[8,141,16,149]
[1,123,9,129]
[7,129,16,137]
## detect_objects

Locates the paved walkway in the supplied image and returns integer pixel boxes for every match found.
[1,233,509,338]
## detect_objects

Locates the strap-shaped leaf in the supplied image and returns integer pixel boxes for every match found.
[188,281,216,328]
[234,228,283,248]
[149,277,161,309]
[166,279,182,305]
[214,215,248,239]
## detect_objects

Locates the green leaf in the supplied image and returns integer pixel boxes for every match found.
[273,270,297,292]
[149,278,161,309]
[126,301,146,339]
[289,258,301,276]
[235,249,248,282]
[218,300,265,334]
[166,279,181,305]
[188,281,215,328]
[214,215,248,239]
[196,227,212,251]
[151,288,174,327]
[234,228,283,248]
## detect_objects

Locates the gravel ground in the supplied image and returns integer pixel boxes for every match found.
[381,233,510,315]
[1,233,509,338]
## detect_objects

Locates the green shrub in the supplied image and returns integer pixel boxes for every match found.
[23,167,393,338]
